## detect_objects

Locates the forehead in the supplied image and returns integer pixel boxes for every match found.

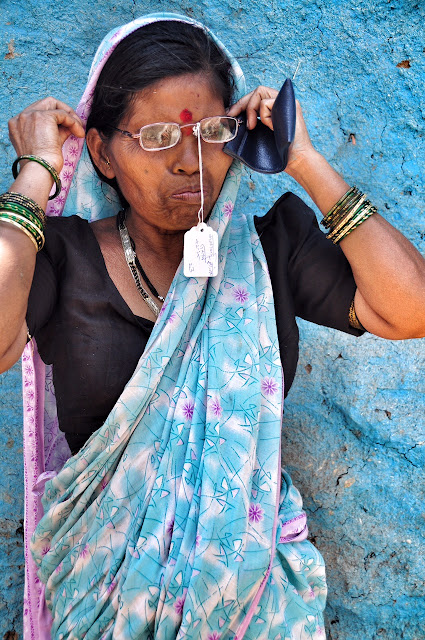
[123,73,226,125]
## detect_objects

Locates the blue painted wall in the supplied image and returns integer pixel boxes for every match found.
[0,1,424,638]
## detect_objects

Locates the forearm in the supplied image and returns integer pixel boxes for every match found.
[0,163,53,368]
[287,151,425,339]
[0,223,36,366]
[342,215,425,339]
[286,149,350,215]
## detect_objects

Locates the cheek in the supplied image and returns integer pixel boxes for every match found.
[212,152,233,182]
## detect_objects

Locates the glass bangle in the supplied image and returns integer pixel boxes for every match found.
[331,206,376,244]
[326,192,366,231]
[0,192,46,225]
[329,210,370,244]
[0,216,40,251]
[0,202,44,231]
[0,211,45,250]
[12,155,62,200]
[323,192,363,229]
[322,186,359,224]
[327,195,368,240]
[2,214,45,248]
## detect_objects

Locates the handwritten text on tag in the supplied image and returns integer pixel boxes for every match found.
[184,223,218,277]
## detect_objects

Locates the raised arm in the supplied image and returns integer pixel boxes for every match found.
[228,88,425,340]
[0,98,84,373]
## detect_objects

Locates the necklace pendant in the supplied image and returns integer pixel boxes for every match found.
[119,226,136,264]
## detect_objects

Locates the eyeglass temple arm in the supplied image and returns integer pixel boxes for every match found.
[110,125,141,140]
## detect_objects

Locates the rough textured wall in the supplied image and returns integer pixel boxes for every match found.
[0,1,424,638]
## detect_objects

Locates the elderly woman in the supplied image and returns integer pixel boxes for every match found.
[1,12,424,640]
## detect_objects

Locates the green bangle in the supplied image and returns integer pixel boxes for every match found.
[0,192,46,225]
[0,211,45,248]
[0,202,44,231]
[327,194,368,240]
[331,206,377,244]
[0,216,39,251]
[12,155,62,200]
[322,191,361,229]
[0,210,45,249]
[322,187,359,224]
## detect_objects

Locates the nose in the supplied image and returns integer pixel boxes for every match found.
[171,127,201,175]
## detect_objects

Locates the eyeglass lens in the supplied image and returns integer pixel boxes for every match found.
[139,117,238,150]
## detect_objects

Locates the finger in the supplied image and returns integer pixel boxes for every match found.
[17,97,84,129]
[231,86,279,129]
[227,91,262,126]
[23,96,74,113]
[52,100,85,130]
[226,91,255,117]
[28,109,85,138]
[244,92,264,129]
[259,98,275,130]
[53,110,85,138]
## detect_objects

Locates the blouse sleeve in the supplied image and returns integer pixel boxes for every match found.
[26,221,60,336]
[259,192,364,336]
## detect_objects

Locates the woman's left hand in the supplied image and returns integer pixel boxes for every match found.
[227,85,316,175]
[227,85,278,131]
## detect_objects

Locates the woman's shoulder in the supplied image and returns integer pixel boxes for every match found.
[255,192,317,233]
[44,214,91,245]
[41,215,99,266]
[45,213,90,232]
[255,191,320,256]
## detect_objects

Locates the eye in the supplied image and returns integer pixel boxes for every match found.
[202,117,222,138]
[141,124,180,149]
[201,117,237,142]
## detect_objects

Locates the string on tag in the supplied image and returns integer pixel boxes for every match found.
[193,121,205,225]
[183,120,219,278]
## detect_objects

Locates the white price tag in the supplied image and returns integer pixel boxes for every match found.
[184,222,218,277]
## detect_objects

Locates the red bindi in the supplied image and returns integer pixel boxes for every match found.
[179,108,193,123]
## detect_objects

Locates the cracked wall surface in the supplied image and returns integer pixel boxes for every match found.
[0,1,424,638]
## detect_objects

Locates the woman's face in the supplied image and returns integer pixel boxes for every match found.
[100,72,233,232]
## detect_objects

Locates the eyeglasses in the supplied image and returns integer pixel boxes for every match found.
[111,116,242,151]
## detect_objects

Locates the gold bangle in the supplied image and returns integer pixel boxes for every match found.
[0,212,45,250]
[328,194,367,230]
[349,299,365,331]
[323,187,359,223]
[0,211,45,247]
[327,194,368,240]
[331,205,376,244]
[3,211,44,235]
[0,217,39,251]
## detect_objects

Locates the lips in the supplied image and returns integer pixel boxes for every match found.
[170,185,205,203]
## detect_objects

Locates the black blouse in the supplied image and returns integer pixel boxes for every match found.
[27,193,362,453]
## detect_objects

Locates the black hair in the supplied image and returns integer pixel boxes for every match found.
[86,21,235,204]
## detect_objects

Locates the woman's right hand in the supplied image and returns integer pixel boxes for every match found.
[8,97,85,173]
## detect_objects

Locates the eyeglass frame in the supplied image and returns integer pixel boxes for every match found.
[109,116,243,151]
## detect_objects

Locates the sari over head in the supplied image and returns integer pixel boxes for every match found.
[23,13,327,640]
